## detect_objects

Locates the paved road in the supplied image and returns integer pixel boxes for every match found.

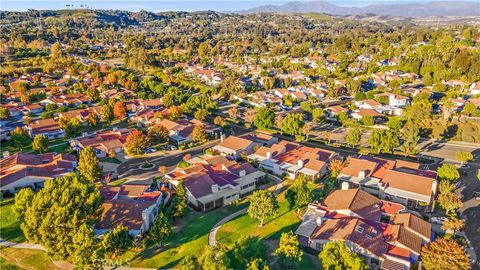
[117,140,220,179]
[208,174,284,247]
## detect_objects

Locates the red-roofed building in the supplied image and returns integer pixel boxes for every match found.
[248,140,335,180]
[295,188,431,270]
[337,157,438,212]
[70,128,132,157]
[165,155,266,212]
[0,152,77,194]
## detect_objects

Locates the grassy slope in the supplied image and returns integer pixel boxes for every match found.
[0,247,60,270]
[216,191,320,269]
[0,199,25,243]
[128,202,248,268]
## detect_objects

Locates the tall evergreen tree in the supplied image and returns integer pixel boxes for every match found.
[78,146,102,183]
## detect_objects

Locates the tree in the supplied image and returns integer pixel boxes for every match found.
[281,113,304,136]
[194,109,208,120]
[247,258,269,270]
[232,236,266,268]
[244,109,256,126]
[192,125,207,143]
[21,174,102,259]
[180,255,200,270]
[275,231,303,266]
[286,175,313,210]
[368,129,383,154]
[10,127,30,150]
[329,158,348,177]
[275,114,284,131]
[462,103,479,117]
[87,113,99,127]
[13,188,35,220]
[346,128,361,148]
[319,241,367,270]
[299,123,311,140]
[248,190,279,227]
[441,217,465,234]
[254,107,275,129]
[401,120,420,156]
[148,124,169,144]
[437,164,460,183]
[102,225,134,258]
[73,223,102,268]
[32,135,48,153]
[312,108,325,123]
[101,104,114,123]
[50,42,63,59]
[361,115,374,126]
[59,117,81,138]
[381,130,400,154]
[113,101,127,120]
[437,192,462,215]
[145,212,171,246]
[125,130,151,156]
[171,181,187,219]
[0,107,10,119]
[77,146,102,183]
[228,106,238,120]
[387,116,404,132]
[199,247,229,270]
[455,151,473,165]
[421,238,470,270]
[214,116,225,127]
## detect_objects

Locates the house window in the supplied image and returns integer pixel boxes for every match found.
[370,258,380,266]
[315,242,323,250]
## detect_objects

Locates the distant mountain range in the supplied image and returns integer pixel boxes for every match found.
[240,1,480,17]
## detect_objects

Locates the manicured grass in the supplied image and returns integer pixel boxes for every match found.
[217,187,323,269]
[48,142,69,153]
[0,247,60,270]
[0,199,25,243]
[101,157,122,164]
[128,202,248,269]
[107,178,128,187]
[0,256,22,270]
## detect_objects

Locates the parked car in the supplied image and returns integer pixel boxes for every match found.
[144,147,157,154]
[429,216,448,225]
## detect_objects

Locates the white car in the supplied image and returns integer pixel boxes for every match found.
[429,217,448,225]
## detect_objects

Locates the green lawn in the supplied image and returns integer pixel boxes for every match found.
[0,247,60,270]
[0,256,21,270]
[216,186,323,269]
[128,202,248,269]
[100,157,122,164]
[107,178,128,187]
[0,199,25,243]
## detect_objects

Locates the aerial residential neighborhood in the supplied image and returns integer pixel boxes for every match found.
[0,1,479,270]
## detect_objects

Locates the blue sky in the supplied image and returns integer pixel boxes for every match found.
[1,0,478,12]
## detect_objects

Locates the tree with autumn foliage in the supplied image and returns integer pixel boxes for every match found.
[441,217,465,234]
[148,124,169,144]
[192,125,207,143]
[329,158,348,177]
[113,101,127,120]
[421,238,470,270]
[125,130,151,156]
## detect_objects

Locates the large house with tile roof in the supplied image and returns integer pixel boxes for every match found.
[157,118,221,145]
[295,188,432,270]
[70,128,132,158]
[248,140,335,180]
[95,184,164,237]
[26,118,65,139]
[165,155,266,212]
[0,152,77,194]
[337,157,438,211]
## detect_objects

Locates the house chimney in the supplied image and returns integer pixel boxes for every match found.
[239,170,246,177]
[316,217,323,226]
[211,184,219,193]
[2,151,10,158]
[358,170,366,179]
[341,181,350,190]
[266,151,272,159]
[297,159,304,168]
[220,133,225,142]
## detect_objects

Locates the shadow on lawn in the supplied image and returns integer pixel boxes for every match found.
[0,222,25,242]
